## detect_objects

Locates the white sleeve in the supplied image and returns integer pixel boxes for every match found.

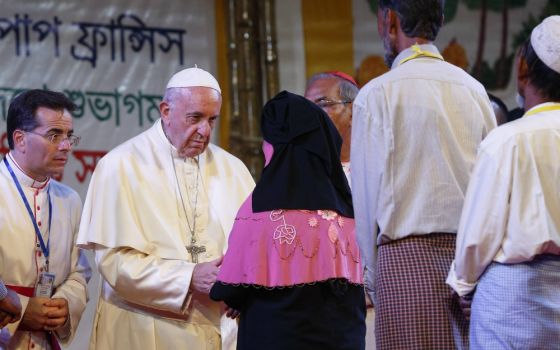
[52,248,91,343]
[447,148,510,296]
[95,246,195,314]
[351,91,384,305]
[52,196,91,344]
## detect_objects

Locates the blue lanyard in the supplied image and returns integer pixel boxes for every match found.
[3,157,52,266]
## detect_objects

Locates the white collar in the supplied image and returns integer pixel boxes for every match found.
[6,152,50,190]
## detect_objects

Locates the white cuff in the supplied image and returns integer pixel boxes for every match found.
[446,261,478,297]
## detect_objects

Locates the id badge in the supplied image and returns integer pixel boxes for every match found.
[35,272,56,297]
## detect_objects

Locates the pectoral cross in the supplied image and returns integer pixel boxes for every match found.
[186,243,206,263]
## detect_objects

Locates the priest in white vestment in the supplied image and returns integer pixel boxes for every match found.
[0,89,91,350]
[77,67,255,350]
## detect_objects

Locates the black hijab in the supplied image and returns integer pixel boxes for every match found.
[252,91,353,217]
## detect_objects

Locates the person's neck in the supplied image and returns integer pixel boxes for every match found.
[398,36,432,53]
[10,151,48,182]
[522,84,559,112]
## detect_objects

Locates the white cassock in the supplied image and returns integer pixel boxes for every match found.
[0,153,91,350]
[77,119,255,350]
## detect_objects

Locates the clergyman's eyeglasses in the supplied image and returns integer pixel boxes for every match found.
[25,131,81,147]
[315,99,352,109]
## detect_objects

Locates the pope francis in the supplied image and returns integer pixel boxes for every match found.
[77,67,255,350]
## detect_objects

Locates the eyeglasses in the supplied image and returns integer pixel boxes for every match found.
[26,131,81,147]
[315,99,352,109]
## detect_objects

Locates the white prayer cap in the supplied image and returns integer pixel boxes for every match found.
[166,66,221,94]
[531,15,560,74]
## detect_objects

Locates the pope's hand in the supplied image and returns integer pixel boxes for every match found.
[21,297,68,331]
[191,256,223,294]
[0,288,22,327]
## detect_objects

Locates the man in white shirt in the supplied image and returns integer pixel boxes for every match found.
[0,89,91,349]
[351,1,496,349]
[447,16,560,349]
[77,67,255,350]
[304,72,358,185]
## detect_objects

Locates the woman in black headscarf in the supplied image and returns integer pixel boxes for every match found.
[210,91,365,350]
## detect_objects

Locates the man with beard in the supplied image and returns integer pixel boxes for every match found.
[351,1,496,348]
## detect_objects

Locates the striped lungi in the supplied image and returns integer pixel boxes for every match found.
[470,254,560,350]
[375,233,469,350]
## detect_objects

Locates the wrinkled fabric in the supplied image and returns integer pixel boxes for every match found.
[470,256,560,350]
[448,104,560,296]
[216,195,361,287]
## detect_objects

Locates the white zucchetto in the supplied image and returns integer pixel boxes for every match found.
[166,66,221,94]
[531,15,560,74]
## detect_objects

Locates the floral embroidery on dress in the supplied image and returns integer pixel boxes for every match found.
[317,210,337,221]
[270,210,297,245]
[308,217,318,228]
[270,210,284,221]
[268,209,360,263]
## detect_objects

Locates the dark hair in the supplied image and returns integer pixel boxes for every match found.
[379,0,444,41]
[6,89,76,149]
[519,39,560,101]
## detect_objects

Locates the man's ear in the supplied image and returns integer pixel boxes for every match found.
[12,130,26,152]
[387,9,399,40]
[160,101,170,122]
[377,7,397,38]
